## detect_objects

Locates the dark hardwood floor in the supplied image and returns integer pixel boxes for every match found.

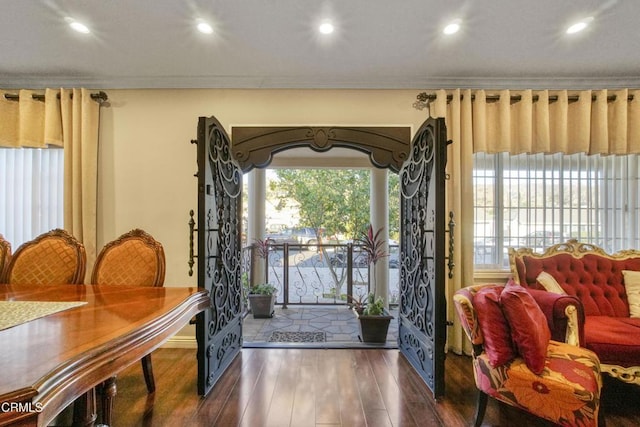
[111,348,640,427]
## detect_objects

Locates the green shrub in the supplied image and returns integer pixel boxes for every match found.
[250,283,277,295]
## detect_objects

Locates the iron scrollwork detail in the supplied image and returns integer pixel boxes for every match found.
[196,116,244,396]
[399,117,447,396]
[206,124,243,338]
[400,126,435,338]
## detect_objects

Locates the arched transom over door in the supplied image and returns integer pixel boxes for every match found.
[232,126,411,172]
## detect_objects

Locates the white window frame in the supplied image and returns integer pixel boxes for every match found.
[473,152,640,270]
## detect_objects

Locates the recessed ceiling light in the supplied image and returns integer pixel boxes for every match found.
[197,21,213,34]
[443,20,461,35]
[69,20,90,34]
[566,17,593,34]
[319,22,334,35]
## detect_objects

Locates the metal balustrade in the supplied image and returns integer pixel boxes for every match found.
[241,243,400,308]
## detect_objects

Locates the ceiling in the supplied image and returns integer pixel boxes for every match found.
[1,0,639,90]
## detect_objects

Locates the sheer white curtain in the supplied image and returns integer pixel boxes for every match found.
[0,148,64,248]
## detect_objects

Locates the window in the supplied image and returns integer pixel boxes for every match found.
[474,152,640,269]
[0,148,64,248]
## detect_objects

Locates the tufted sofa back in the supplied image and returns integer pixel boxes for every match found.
[511,240,640,317]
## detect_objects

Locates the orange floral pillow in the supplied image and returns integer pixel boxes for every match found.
[500,281,551,374]
[474,286,517,367]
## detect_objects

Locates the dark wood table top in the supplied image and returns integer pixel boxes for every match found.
[0,284,210,426]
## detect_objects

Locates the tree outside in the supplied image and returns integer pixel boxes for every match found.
[268,168,399,241]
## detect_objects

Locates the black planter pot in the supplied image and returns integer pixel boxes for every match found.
[248,294,276,318]
[356,309,393,343]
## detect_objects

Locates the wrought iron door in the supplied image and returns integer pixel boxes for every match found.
[398,117,448,397]
[195,116,243,396]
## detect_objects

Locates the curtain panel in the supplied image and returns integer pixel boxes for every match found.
[430,89,474,356]
[428,88,640,356]
[0,88,100,279]
[430,89,640,155]
[0,89,63,148]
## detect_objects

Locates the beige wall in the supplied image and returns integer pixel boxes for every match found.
[97,89,429,342]
[98,89,429,286]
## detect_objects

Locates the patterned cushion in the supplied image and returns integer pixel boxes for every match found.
[474,340,602,427]
[92,229,165,288]
[7,230,85,285]
[94,240,159,286]
[0,234,10,283]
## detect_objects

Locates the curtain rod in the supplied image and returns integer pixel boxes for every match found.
[415,91,634,106]
[3,90,108,104]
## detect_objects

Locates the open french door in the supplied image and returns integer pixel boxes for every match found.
[195,115,243,396]
[398,117,448,398]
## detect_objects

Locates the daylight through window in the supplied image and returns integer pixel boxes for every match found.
[474,152,640,269]
[0,148,64,248]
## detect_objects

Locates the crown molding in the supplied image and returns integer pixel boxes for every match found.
[2,74,640,91]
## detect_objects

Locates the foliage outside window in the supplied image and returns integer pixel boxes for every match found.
[474,152,640,269]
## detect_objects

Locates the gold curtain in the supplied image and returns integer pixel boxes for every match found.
[428,88,640,356]
[0,89,63,147]
[0,88,100,279]
[463,89,640,155]
[61,88,100,276]
[430,89,474,356]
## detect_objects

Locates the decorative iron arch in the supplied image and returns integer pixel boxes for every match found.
[231,126,411,172]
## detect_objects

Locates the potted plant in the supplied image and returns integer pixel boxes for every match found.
[353,225,393,343]
[246,238,278,318]
[354,292,394,343]
[247,283,278,318]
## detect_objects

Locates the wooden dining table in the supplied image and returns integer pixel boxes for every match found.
[0,283,210,426]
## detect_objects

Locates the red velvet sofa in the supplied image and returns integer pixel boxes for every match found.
[510,239,640,385]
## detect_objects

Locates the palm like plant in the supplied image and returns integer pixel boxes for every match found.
[357,224,388,266]
[356,224,389,298]
[253,238,270,260]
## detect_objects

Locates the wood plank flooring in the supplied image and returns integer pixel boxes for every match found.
[111,348,640,427]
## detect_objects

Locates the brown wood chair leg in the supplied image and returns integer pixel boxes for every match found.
[100,376,117,426]
[72,388,97,427]
[141,354,155,393]
[474,391,488,427]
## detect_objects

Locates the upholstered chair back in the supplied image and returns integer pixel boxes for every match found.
[0,234,11,283]
[91,229,165,287]
[5,229,86,285]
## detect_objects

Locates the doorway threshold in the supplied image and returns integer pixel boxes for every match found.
[242,305,398,349]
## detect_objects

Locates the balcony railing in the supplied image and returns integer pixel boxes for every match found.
[242,243,400,308]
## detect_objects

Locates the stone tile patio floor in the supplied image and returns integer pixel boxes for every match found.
[243,305,398,349]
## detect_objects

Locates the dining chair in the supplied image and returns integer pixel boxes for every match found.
[0,234,11,283]
[5,229,86,285]
[91,228,165,425]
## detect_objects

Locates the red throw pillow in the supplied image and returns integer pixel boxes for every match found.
[474,286,517,367]
[500,281,551,374]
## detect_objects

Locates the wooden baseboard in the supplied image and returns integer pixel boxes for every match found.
[162,335,197,349]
